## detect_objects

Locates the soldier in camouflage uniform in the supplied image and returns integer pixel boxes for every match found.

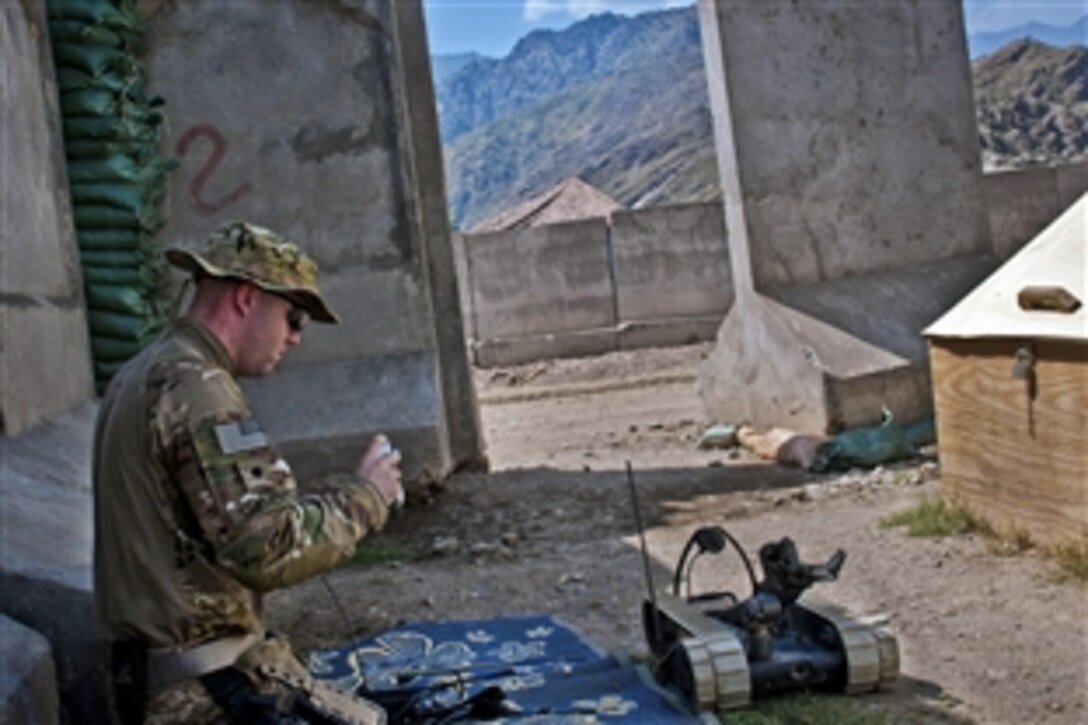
[94,221,401,724]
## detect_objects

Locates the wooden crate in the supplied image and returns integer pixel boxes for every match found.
[929,338,1087,547]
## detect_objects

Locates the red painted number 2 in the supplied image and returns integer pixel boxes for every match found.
[175,123,253,215]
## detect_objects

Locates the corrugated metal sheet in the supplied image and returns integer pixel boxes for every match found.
[925,193,1086,342]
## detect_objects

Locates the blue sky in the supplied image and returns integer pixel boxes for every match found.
[422,0,1088,56]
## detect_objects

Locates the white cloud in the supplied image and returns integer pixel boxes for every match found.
[524,0,691,22]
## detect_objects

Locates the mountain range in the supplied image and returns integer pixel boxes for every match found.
[433,9,1087,230]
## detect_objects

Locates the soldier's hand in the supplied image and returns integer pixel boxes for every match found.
[356,434,404,508]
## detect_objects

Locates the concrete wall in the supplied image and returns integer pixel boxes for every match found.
[700,0,991,292]
[696,0,996,434]
[458,201,736,366]
[453,157,1082,370]
[0,0,94,436]
[140,0,483,483]
[983,160,1088,259]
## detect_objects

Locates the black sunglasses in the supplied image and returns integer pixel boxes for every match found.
[286,306,308,333]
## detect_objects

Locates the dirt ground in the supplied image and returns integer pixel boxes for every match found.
[271,344,1086,723]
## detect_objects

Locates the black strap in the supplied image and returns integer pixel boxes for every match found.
[109,641,148,725]
[200,667,345,725]
[199,667,287,724]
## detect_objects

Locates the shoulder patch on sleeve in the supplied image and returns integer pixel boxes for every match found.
[214,419,269,455]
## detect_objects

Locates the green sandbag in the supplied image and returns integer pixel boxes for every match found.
[51,42,135,78]
[47,0,145,34]
[88,309,155,341]
[65,140,156,161]
[79,248,145,268]
[48,20,126,47]
[83,265,148,286]
[74,204,141,230]
[61,89,120,118]
[77,228,142,250]
[63,116,157,143]
[87,284,149,316]
[56,67,134,94]
[67,155,170,184]
[90,334,145,363]
[71,182,144,212]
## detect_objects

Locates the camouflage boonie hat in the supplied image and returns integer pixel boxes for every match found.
[166,221,339,324]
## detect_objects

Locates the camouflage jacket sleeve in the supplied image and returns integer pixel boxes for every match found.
[151,359,390,593]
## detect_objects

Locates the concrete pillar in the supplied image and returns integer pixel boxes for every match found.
[140,0,485,483]
[0,0,94,436]
[696,0,997,433]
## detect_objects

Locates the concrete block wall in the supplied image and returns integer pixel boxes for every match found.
[453,156,1081,371]
[0,0,94,436]
[983,160,1088,259]
[612,201,733,347]
[459,201,736,366]
[140,0,483,483]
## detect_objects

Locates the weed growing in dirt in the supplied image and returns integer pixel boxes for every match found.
[1047,543,1088,585]
[723,693,899,724]
[879,497,991,538]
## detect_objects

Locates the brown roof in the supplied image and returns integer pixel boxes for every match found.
[468,177,624,234]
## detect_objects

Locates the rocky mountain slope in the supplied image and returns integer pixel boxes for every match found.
[435,9,1087,230]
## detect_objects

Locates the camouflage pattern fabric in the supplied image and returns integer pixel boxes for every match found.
[94,317,388,661]
[165,220,339,323]
[145,635,385,724]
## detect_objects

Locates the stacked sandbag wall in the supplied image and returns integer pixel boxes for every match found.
[47,0,170,392]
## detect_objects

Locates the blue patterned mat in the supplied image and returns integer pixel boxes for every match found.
[309,614,701,722]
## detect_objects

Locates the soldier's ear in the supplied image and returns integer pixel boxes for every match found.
[232,281,260,318]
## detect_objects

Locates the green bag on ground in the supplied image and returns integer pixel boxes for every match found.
[810,410,931,473]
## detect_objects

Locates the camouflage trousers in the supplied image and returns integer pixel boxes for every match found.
[139,635,385,724]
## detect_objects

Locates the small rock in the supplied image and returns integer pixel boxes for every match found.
[629,424,639,433]
[431,536,460,556]
[648,422,665,431]
[469,542,500,556]
[707,459,724,468]
[728,449,741,460]
[422,596,436,608]
[501,531,519,547]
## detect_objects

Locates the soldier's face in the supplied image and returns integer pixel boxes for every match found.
[237,289,303,376]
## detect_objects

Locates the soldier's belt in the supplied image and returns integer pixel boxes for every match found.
[147,630,264,689]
